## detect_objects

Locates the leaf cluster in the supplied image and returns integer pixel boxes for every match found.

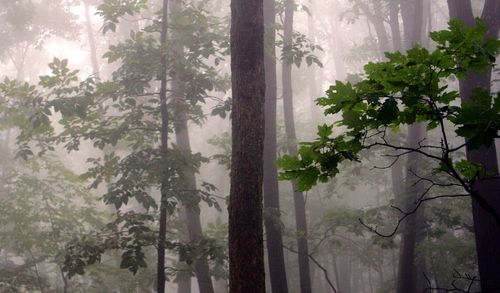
[278,20,500,193]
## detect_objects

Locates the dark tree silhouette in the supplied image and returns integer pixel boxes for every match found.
[447,1,500,291]
[229,0,266,292]
[263,0,290,292]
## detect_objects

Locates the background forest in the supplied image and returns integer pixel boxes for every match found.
[0,0,499,292]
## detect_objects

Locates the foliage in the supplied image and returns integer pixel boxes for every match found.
[1,0,231,280]
[278,30,323,68]
[278,20,500,195]
[0,156,104,291]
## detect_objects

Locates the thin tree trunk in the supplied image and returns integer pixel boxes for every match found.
[229,0,266,292]
[27,249,45,293]
[263,0,289,292]
[400,0,423,50]
[169,1,214,292]
[332,254,341,292]
[389,0,402,52]
[447,1,500,291]
[396,124,426,293]
[337,254,351,293]
[158,0,170,292]
[176,208,192,293]
[173,65,215,293]
[396,2,427,292]
[368,266,374,293]
[83,1,99,78]
[59,265,69,293]
[378,264,385,290]
[359,1,390,55]
[350,259,360,293]
[307,0,319,120]
[282,1,312,292]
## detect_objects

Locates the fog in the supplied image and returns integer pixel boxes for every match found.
[0,0,499,292]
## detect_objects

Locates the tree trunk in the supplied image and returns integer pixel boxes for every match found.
[229,0,266,292]
[176,207,192,293]
[83,1,99,78]
[307,0,320,120]
[332,254,341,292]
[282,1,312,293]
[359,1,390,55]
[337,253,351,293]
[389,0,402,52]
[350,259,360,293]
[158,0,170,292]
[396,124,426,293]
[400,0,423,50]
[169,1,215,292]
[447,1,500,291]
[263,0,289,292]
[396,2,427,292]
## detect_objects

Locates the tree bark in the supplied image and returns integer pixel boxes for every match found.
[229,0,266,292]
[158,0,170,292]
[282,1,312,292]
[263,0,289,292]
[447,2,500,291]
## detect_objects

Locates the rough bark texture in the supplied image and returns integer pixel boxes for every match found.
[229,0,266,292]
[282,1,312,293]
[447,2,500,291]
[263,0,289,292]
[157,0,170,292]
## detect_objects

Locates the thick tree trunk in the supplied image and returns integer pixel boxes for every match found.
[157,0,170,292]
[83,1,99,78]
[282,1,312,293]
[229,0,266,292]
[263,0,289,292]
[447,1,500,291]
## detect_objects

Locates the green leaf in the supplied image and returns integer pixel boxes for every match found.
[377,98,398,125]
